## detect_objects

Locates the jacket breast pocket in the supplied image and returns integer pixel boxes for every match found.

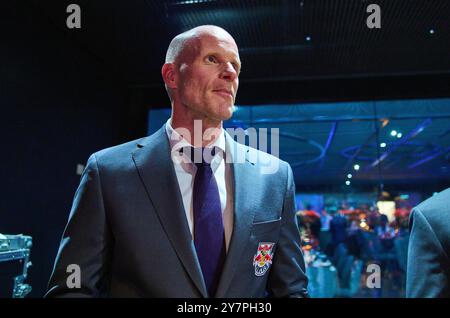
[251,218,282,236]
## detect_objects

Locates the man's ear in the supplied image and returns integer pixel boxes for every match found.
[162,63,177,89]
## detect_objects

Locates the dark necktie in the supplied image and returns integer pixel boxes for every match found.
[191,147,226,297]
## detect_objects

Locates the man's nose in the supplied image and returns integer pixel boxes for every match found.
[219,62,238,81]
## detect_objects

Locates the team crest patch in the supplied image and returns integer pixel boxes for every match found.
[253,242,275,276]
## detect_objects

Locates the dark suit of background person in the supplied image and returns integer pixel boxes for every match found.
[406,188,450,298]
[44,25,308,298]
[329,212,348,250]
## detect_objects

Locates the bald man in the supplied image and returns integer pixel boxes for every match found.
[45,25,308,298]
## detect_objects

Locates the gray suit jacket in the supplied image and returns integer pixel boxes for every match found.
[406,188,450,298]
[45,125,308,298]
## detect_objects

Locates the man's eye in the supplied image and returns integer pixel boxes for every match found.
[207,55,217,63]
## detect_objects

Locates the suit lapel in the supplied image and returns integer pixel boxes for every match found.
[131,126,208,297]
[215,133,258,297]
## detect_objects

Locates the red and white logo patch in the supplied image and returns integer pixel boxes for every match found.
[253,242,275,276]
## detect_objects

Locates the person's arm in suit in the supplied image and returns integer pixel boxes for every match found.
[267,163,309,298]
[45,154,112,297]
[406,208,449,298]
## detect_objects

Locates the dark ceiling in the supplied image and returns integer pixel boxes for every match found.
[33,0,450,104]
[27,0,450,190]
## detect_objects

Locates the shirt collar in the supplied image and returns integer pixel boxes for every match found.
[165,117,226,155]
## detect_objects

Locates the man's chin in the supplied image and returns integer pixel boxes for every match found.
[220,108,234,121]
[211,104,234,122]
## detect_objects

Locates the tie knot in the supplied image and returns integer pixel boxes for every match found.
[181,146,217,166]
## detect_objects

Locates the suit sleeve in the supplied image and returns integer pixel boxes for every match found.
[45,154,112,298]
[267,163,309,298]
[406,208,449,298]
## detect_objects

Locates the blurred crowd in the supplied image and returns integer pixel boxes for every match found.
[297,201,411,297]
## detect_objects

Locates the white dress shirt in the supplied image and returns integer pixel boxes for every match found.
[165,118,234,251]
